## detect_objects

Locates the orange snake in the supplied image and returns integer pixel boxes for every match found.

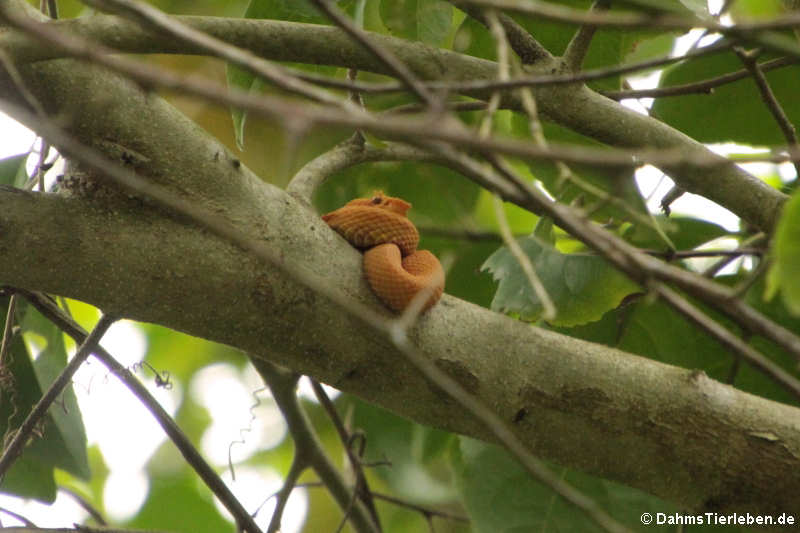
[322,193,444,312]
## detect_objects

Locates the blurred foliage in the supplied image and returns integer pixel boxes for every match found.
[5,0,800,532]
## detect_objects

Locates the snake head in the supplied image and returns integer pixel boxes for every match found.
[321,192,419,255]
[325,191,411,218]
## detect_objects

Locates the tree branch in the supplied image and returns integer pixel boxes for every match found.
[3,185,800,519]
[253,360,379,533]
[0,10,785,232]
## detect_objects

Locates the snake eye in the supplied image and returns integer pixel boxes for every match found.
[371,196,382,205]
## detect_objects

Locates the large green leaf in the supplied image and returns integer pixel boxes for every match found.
[768,189,800,315]
[652,50,800,145]
[3,299,93,497]
[314,158,481,224]
[22,304,91,480]
[226,0,349,149]
[345,396,457,503]
[450,438,690,533]
[0,298,58,501]
[551,273,800,405]
[0,153,29,188]
[620,279,800,405]
[524,121,651,225]
[379,0,454,46]
[482,236,638,326]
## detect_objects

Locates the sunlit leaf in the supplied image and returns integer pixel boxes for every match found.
[769,190,800,316]
[0,153,29,188]
[379,0,453,46]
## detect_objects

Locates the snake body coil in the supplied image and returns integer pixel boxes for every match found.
[322,193,444,312]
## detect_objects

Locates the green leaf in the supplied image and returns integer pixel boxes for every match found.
[0,297,57,502]
[379,0,453,46]
[519,120,651,226]
[614,276,799,405]
[621,33,678,66]
[345,396,456,503]
[455,0,631,90]
[315,159,481,223]
[482,236,638,326]
[22,305,91,480]
[450,438,681,533]
[652,50,800,145]
[0,153,29,188]
[769,190,800,315]
[226,0,344,149]
[730,0,783,18]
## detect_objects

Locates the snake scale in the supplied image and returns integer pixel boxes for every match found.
[322,192,445,312]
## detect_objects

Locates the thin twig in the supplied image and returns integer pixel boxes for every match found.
[484,158,800,372]
[289,40,752,98]
[0,313,118,479]
[457,0,800,34]
[60,487,109,526]
[563,0,610,71]
[0,505,36,527]
[266,454,307,533]
[310,379,382,532]
[371,491,469,523]
[0,294,18,369]
[734,46,800,179]
[644,247,764,259]
[308,0,437,108]
[15,290,264,533]
[482,13,553,321]
[415,226,506,241]
[255,360,379,533]
[603,57,798,100]
[453,1,552,64]
[651,283,800,398]
[702,233,767,277]
[3,11,790,174]
[493,194,556,320]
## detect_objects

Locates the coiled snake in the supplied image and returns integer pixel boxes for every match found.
[322,193,444,312]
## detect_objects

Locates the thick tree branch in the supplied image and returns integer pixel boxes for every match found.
[3,185,800,520]
[0,11,787,231]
